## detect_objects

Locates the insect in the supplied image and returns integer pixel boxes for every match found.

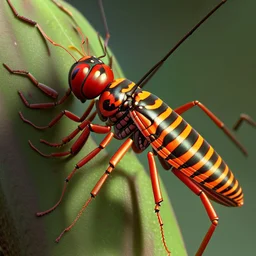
[4,0,247,255]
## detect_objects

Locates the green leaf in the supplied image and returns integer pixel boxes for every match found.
[0,0,187,255]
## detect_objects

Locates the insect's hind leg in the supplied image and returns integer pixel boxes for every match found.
[172,168,218,256]
[233,114,256,130]
[174,100,248,156]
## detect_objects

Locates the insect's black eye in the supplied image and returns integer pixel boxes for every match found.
[103,99,117,111]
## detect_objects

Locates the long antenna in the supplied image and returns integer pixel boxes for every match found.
[136,0,227,88]
[98,0,110,59]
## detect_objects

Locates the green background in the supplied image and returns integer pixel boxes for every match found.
[65,0,256,255]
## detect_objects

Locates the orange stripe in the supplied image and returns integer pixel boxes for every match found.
[136,91,151,101]
[159,115,182,142]
[235,193,244,203]
[229,186,242,199]
[196,156,222,182]
[216,172,234,193]
[109,78,125,88]
[165,125,192,152]
[174,135,204,166]
[146,107,173,135]
[190,146,214,172]
[145,98,162,110]
[222,179,238,196]
[207,164,229,188]
[121,82,136,93]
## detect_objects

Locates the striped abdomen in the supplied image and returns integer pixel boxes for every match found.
[130,90,243,207]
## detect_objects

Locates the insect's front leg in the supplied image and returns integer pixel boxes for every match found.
[29,120,111,158]
[19,100,96,130]
[36,132,114,217]
[3,63,71,109]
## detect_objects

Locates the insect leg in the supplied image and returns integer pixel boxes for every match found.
[18,89,71,109]
[36,132,114,217]
[174,100,248,156]
[30,123,111,157]
[54,138,133,243]
[7,0,77,61]
[3,63,58,98]
[172,168,218,256]
[51,0,78,26]
[19,100,95,130]
[233,114,256,130]
[3,63,72,110]
[148,152,171,256]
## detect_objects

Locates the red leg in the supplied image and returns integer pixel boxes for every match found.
[38,138,133,243]
[7,0,77,61]
[3,63,58,99]
[19,100,95,130]
[172,168,218,256]
[147,152,171,256]
[51,0,78,26]
[233,114,256,131]
[17,89,71,109]
[30,122,111,157]
[36,132,114,217]
[174,100,248,156]
[3,62,71,109]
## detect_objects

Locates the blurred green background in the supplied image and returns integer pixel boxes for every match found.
[64,0,256,255]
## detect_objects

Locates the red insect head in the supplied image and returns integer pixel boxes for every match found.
[68,56,114,102]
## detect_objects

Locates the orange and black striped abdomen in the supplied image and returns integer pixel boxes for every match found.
[130,91,243,207]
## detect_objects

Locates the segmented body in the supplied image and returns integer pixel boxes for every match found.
[96,78,244,207]
[131,91,244,207]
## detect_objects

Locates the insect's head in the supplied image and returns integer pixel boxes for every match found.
[68,56,114,102]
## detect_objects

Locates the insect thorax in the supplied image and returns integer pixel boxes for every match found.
[95,78,150,152]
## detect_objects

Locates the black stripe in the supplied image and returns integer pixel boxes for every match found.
[225,184,241,198]
[155,110,179,137]
[231,189,243,200]
[178,140,210,169]
[169,128,199,159]
[212,169,231,190]
[190,151,219,178]
[215,174,236,194]
[110,79,133,94]
[158,120,187,152]
[136,97,169,125]
[202,160,226,183]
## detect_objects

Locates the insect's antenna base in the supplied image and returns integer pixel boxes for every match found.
[136,0,227,89]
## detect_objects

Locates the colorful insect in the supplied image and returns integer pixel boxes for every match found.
[4,0,248,255]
